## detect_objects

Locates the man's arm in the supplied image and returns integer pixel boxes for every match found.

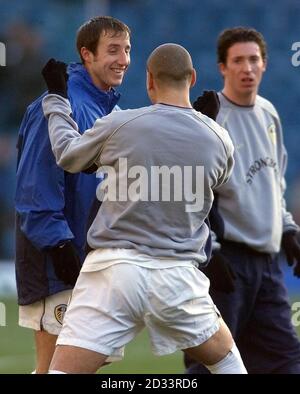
[42,94,115,173]
[16,102,82,285]
[16,106,74,250]
[42,59,115,173]
[193,91,236,292]
[276,118,300,277]
[193,90,234,188]
[280,147,299,232]
[280,161,300,277]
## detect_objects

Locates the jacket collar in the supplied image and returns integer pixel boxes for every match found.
[68,63,121,110]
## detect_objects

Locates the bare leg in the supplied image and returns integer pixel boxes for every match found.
[184,318,232,364]
[184,318,247,373]
[49,345,108,374]
[34,331,58,374]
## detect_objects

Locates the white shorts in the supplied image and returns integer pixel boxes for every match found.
[57,263,220,361]
[19,290,72,335]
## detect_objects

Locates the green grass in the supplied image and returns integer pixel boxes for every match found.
[0,296,299,374]
[0,298,35,374]
[100,332,183,374]
[0,298,183,374]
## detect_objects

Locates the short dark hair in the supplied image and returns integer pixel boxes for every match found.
[76,16,131,62]
[217,27,267,64]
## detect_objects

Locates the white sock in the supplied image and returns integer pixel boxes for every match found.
[31,370,36,374]
[48,370,67,374]
[205,343,247,374]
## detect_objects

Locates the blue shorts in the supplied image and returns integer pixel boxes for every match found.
[185,241,300,374]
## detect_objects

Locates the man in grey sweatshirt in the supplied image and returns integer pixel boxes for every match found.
[41,43,247,374]
[186,27,300,374]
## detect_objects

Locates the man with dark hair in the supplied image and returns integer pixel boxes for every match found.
[216,26,267,65]
[185,27,300,374]
[41,43,247,374]
[15,16,131,374]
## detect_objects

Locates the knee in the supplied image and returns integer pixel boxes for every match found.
[184,318,234,366]
[202,320,234,365]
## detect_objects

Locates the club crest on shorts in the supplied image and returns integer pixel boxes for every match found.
[54,304,67,325]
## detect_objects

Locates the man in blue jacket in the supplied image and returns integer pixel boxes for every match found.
[15,16,131,374]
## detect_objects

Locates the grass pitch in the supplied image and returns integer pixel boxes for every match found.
[1,296,299,374]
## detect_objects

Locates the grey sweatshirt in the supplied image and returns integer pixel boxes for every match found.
[213,93,298,253]
[43,95,234,265]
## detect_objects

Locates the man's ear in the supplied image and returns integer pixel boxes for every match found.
[146,70,154,91]
[190,68,197,88]
[262,58,267,73]
[80,47,93,64]
[219,62,226,78]
[146,70,157,103]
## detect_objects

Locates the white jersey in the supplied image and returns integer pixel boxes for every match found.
[212,93,298,253]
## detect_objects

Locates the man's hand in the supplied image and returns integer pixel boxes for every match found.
[42,58,68,98]
[193,90,220,121]
[281,231,300,278]
[47,241,81,286]
[202,252,236,293]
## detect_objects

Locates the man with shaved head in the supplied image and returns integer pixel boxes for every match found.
[40,43,246,374]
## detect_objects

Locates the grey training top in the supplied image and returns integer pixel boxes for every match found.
[43,95,234,265]
[213,93,298,253]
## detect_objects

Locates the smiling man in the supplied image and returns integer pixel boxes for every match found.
[185,27,300,374]
[15,16,130,374]
[77,22,130,90]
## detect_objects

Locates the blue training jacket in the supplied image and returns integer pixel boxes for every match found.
[15,63,120,305]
